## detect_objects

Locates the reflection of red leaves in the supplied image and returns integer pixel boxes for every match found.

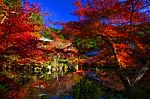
[8,91,19,99]
[99,71,124,91]
[8,80,49,99]
[9,86,29,99]
[31,80,49,88]
[0,75,16,89]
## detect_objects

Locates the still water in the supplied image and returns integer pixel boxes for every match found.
[1,65,147,99]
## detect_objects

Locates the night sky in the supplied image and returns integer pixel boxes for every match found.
[26,0,78,28]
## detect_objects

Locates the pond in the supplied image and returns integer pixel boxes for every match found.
[0,65,149,99]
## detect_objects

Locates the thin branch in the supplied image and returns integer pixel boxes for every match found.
[1,15,7,24]
[0,10,8,24]
[131,62,149,86]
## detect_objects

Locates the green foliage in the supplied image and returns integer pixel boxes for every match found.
[73,78,128,99]
[3,0,22,9]
[136,32,145,37]
[42,30,52,39]
[59,34,65,39]
[74,37,98,53]
[42,61,50,67]
[31,13,44,25]
[50,28,61,33]
[86,39,97,48]
[3,0,11,5]
[0,84,9,99]
[0,9,3,14]
[73,78,103,99]
[74,37,81,46]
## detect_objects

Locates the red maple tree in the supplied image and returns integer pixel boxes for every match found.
[0,1,48,67]
[62,0,150,98]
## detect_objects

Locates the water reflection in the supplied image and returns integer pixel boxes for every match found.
[1,63,150,99]
[73,78,126,99]
[1,63,73,85]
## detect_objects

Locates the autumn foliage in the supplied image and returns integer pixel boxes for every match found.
[63,0,150,68]
[62,0,150,96]
[0,0,150,98]
[0,1,47,66]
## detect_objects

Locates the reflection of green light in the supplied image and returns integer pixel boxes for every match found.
[38,93,48,97]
